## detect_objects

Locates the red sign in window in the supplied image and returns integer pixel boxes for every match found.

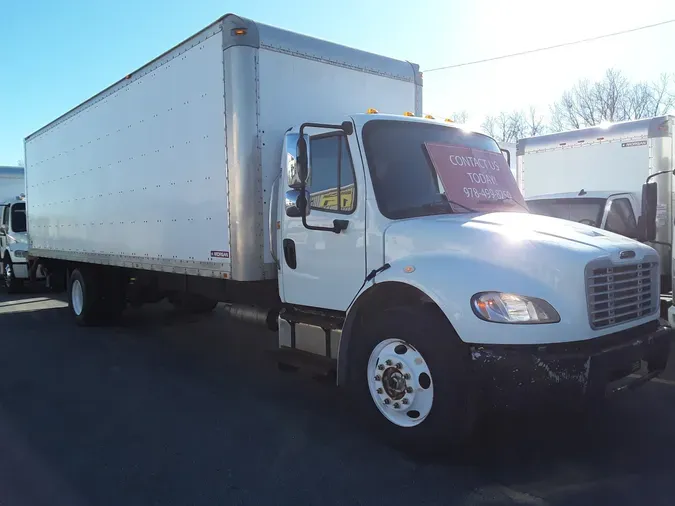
[424,143,526,212]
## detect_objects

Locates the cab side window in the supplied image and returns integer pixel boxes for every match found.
[309,134,356,213]
[605,198,638,238]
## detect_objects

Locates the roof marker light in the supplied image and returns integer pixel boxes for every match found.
[424,114,434,119]
[366,108,379,114]
[403,111,415,117]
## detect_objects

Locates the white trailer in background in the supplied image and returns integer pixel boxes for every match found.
[0,166,25,203]
[22,14,672,450]
[517,116,675,293]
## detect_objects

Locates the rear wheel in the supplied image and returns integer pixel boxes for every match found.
[3,257,23,294]
[349,305,476,453]
[68,267,126,325]
[68,268,100,326]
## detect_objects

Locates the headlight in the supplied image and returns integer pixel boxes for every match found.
[13,250,27,258]
[471,292,560,324]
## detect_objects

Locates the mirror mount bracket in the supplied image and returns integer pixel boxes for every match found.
[295,120,354,234]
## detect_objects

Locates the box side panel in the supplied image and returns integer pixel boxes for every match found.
[651,136,673,279]
[257,48,417,265]
[521,138,650,198]
[26,30,230,278]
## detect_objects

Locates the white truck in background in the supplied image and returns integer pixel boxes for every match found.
[22,14,672,450]
[498,142,518,182]
[518,116,675,296]
[0,166,32,291]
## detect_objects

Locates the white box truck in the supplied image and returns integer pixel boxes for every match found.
[517,116,675,295]
[498,141,518,182]
[23,14,672,450]
[0,166,32,291]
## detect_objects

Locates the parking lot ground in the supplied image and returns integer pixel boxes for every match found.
[0,292,674,506]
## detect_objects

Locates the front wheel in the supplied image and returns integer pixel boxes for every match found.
[3,258,23,294]
[349,305,476,453]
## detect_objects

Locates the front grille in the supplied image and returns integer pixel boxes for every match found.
[586,260,659,330]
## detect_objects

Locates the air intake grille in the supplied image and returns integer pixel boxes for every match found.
[586,260,659,330]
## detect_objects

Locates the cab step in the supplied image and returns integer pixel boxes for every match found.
[267,347,336,381]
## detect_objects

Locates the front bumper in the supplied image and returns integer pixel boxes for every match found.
[471,320,673,410]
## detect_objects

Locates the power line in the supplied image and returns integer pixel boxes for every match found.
[423,18,675,73]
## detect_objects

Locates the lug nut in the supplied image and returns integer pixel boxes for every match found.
[395,362,403,369]
[404,373,411,380]
[402,398,409,405]
[376,388,383,394]
[385,359,392,366]
[374,375,381,381]
[384,398,391,405]
[378,364,385,371]
[406,386,413,393]
[393,402,400,409]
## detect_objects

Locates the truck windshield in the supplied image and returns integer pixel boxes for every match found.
[362,120,527,219]
[11,203,26,233]
[527,198,605,227]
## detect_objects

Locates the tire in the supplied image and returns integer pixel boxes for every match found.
[68,268,103,326]
[68,268,126,325]
[347,305,476,453]
[3,257,23,294]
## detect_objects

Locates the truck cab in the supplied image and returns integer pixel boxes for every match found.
[526,190,641,239]
[271,112,671,446]
[0,195,29,291]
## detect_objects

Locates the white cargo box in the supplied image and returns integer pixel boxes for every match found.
[25,14,422,282]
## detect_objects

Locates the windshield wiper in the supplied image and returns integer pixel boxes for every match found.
[477,197,529,212]
[430,193,477,213]
[392,194,477,219]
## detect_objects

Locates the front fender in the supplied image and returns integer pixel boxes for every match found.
[349,252,592,347]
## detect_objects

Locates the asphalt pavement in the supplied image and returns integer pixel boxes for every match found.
[0,291,674,506]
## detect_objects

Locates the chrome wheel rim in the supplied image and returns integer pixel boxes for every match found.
[367,338,434,428]
[71,279,84,316]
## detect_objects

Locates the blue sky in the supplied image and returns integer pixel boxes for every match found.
[2,0,675,165]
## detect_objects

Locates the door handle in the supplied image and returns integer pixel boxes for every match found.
[283,239,297,269]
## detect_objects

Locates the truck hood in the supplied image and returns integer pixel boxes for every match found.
[381,211,659,345]
[384,211,655,269]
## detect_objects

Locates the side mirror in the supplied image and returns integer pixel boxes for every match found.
[0,224,6,235]
[285,132,310,190]
[285,189,311,218]
[296,136,309,184]
[638,181,658,242]
[500,148,511,168]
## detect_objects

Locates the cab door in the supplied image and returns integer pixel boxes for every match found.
[278,130,367,311]
[0,205,9,253]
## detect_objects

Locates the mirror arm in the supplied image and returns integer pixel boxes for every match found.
[296,120,353,234]
[646,169,675,184]
[300,201,349,234]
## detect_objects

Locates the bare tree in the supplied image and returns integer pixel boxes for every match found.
[449,110,469,124]
[481,111,528,143]
[525,106,546,136]
[549,68,674,131]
